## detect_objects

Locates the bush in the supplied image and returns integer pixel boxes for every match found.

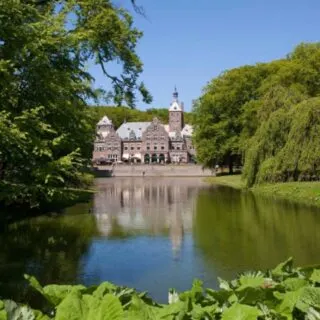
[1,259,319,319]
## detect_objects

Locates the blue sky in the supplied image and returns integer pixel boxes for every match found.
[90,0,320,111]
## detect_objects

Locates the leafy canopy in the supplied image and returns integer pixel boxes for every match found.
[0,0,151,208]
[193,42,320,185]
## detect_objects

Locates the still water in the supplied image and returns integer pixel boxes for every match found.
[1,177,320,302]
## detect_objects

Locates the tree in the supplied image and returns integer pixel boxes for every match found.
[193,42,320,185]
[0,0,151,209]
[242,44,320,186]
[192,64,267,173]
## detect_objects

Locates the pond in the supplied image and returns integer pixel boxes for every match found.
[0,177,320,303]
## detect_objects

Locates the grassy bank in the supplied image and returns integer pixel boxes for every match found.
[206,174,245,189]
[207,175,320,207]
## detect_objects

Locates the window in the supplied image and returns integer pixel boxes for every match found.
[154,146,157,150]
[137,147,141,150]
[147,146,150,150]
[124,147,128,150]
[161,146,164,150]
[131,147,134,150]
[177,147,180,150]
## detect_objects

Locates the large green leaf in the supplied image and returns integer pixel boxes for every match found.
[221,303,262,320]
[282,278,308,291]
[237,272,265,290]
[81,295,101,320]
[124,295,158,320]
[98,294,124,320]
[191,303,217,320]
[206,288,233,305]
[296,287,320,312]
[33,310,51,320]
[236,287,267,305]
[218,277,231,291]
[55,290,88,320]
[275,288,303,317]
[92,282,117,299]
[43,284,86,306]
[305,307,320,320]
[310,269,320,284]
[0,301,6,320]
[179,279,203,303]
[24,275,45,296]
[272,257,294,277]
[4,300,35,320]
[155,301,185,319]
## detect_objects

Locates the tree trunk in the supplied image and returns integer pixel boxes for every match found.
[228,155,233,174]
[0,162,6,180]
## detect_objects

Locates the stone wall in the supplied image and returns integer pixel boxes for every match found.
[95,164,215,177]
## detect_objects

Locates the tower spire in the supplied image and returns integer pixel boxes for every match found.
[173,86,178,100]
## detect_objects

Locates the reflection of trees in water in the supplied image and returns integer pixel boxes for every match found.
[193,186,320,280]
[0,208,97,302]
[93,178,205,254]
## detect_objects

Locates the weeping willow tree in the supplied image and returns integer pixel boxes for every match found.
[242,85,307,186]
[243,43,320,186]
[251,98,320,185]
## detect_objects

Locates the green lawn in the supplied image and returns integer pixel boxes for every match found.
[207,175,320,207]
[206,174,244,189]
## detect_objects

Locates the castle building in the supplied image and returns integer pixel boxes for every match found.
[93,88,196,164]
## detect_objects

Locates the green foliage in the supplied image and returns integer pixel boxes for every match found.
[0,260,319,319]
[193,64,268,169]
[193,42,320,184]
[0,0,150,209]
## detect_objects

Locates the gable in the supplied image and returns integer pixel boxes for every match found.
[169,100,183,111]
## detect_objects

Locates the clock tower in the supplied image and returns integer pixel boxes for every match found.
[169,87,184,132]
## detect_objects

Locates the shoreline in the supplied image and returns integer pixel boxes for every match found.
[206,175,320,208]
[93,164,215,177]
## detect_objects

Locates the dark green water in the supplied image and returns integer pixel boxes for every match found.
[0,177,320,303]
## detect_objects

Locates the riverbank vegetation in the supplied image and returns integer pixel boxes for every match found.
[193,43,320,187]
[207,175,320,207]
[0,0,150,211]
[0,259,319,319]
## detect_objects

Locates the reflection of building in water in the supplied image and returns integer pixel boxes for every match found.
[93,178,206,253]
[170,203,184,258]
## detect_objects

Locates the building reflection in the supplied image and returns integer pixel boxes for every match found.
[93,177,206,255]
